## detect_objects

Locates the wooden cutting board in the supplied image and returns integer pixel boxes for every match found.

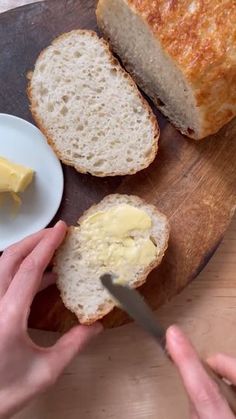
[0,0,235,332]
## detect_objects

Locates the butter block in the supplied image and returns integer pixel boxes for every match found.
[0,156,34,194]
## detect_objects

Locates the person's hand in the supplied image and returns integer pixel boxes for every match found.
[0,221,102,419]
[167,325,236,419]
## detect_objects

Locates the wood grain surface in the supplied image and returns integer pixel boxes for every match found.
[1,2,236,419]
[0,0,235,333]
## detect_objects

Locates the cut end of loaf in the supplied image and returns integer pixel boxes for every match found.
[28,29,159,176]
[97,0,236,140]
[96,0,201,139]
[54,194,170,325]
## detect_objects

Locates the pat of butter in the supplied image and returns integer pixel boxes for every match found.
[0,156,34,194]
[79,204,157,283]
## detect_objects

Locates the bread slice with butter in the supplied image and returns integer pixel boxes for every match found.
[54,194,169,325]
[28,30,159,177]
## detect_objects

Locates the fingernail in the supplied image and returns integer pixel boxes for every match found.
[168,325,185,344]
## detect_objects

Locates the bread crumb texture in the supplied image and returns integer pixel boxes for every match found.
[28,30,159,176]
[54,194,169,324]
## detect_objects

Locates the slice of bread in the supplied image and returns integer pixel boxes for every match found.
[28,30,159,176]
[97,0,236,139]
[54,194,169,325]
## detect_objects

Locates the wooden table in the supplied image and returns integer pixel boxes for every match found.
[1,2,236,418]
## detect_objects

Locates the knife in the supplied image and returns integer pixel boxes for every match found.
[101,273,167,351]
[100,273,236,415]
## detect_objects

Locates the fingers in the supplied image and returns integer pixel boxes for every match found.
[207,354,236,386]
[166,326,234,419]
[5,221,67,315]
[0,230,47,298]
[39,272,57,292]
[45,323,102,379]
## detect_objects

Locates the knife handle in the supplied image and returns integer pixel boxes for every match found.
[202,360,236,415]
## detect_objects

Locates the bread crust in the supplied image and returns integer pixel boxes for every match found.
[54,194,170,325]
[97,0,236,139]
[27,30,159,176]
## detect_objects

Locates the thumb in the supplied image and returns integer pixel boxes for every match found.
[207,354,236,386]
[46,322,103,377]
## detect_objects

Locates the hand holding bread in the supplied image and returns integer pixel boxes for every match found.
[0,222,102,418]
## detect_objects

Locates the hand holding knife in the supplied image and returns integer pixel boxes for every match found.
[101,273,236,417]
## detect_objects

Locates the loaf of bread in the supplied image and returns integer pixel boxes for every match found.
[53,194,169,324]
[97,0,236,140]
[28,30,159,176]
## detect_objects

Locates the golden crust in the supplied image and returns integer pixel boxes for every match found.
[124,0,236,137]
[27,29,159,176]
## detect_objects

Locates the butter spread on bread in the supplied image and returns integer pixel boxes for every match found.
[78,204,157,276]
[97,0,236,139]
[54,194,169,325]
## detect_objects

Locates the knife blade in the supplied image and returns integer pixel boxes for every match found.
[100,273,167,352]
[100,273,236,415]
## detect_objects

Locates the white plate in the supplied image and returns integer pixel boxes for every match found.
[0,114,64,251]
